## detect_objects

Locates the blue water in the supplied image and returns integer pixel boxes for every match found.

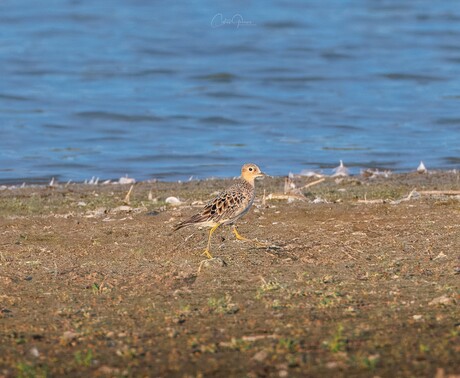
[1,1,460,184]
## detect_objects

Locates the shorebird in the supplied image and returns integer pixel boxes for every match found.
[174,163,266,259]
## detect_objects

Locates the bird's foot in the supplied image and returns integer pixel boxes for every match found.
[201,249,213,259]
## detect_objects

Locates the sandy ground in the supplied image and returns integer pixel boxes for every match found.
[0,172,459,377]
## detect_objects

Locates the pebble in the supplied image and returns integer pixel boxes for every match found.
[166,196,181,205]
[429,295,454,306]
[198,257,227,272]
[252,350,268,362]
[119,177,136,184]
[29,347,40,358]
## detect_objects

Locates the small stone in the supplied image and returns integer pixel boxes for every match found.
[413,315,423,321]
[165,196,181,205]
[429,295,454,306]
[112,205,132,213]
[119,177,135,184]
[97,366,120,375]
[198,257,227,272]
[29,347,40,358]
[417,161,427,173]
[252,350,268,362]
[61,331,79,342]
[326,361,339,369]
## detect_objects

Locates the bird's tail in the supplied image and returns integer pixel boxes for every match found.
[173,221,190,231]
[173,213,210,231]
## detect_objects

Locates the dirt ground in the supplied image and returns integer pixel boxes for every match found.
[0,172,459,378]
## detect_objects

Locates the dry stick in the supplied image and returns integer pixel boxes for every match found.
[123,184,134,204]
[266,193,307,201]
[357,198,385,204]
[342,248,358,260]
[418,190,460,196]
[301,177,326,189]
[406,188,417,200]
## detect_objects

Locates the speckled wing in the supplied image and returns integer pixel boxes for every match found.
[174,184,251,230]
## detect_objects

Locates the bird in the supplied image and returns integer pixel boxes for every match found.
[174,163,267,259]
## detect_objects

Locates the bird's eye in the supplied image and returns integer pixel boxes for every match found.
[248,167,253,172]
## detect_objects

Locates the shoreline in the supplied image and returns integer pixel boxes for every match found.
[0,167,458,190]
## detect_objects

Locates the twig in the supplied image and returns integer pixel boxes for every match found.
[301,177,326,189]
[357,199,385,204]
[266,193,307,201]
[123,185,134,204]
[342,248,358,260]
[418,190,460,196]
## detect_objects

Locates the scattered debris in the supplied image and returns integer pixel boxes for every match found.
[197,257,227,272]
[361,168,392,178]
[357,193,385,204]
[417,161,427,173]
[119,176,136,185]
[252,350,269,362]
[433,252,447,260]
[332,160,349,177]
[418,190,460,196]
[298,170,325,178]
[428,295,454,306]
[165,196,182,205]
[284,177,296,194]
[123,184,134,204]
[312,197,329,204]
[112,205,133,213]
[29,347,40,358]
[266,193,307,202]
[302,177,326,190]
[390,188,420,205]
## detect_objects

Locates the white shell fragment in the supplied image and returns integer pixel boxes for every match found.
[332,160,349,177]
[417,161,427,173]
[119,176,136,184]
[165,196,181,205]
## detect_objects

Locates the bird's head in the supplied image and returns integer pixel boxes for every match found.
[241,163,266,185]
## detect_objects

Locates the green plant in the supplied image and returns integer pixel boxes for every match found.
[325,324,347,353]
[74,349,93,367]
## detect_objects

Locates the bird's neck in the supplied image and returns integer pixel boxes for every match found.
[241,176,255,187]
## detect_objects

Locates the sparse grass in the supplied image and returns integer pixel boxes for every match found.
[325,324,348,353]
[17,362,47,378]
[74,349,93,367]
[207,294,239,314]
[256,278,282,299]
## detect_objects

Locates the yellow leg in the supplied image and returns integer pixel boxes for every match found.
[232,226,268,247]
[202,223,221,259]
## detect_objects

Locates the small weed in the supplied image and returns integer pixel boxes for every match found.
[207,294,238,314]
[324,324,348,353]
[17,362,47,378]
[277,338,297,353]
[363,354,380,370]
[227,337,252,351]
[74,349,93,367]
[256,278,282,299]
[419,343,430,353]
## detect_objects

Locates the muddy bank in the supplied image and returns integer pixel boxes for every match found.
[0,172,459,377]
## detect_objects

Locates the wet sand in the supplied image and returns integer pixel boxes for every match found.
[0,172,459,377]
